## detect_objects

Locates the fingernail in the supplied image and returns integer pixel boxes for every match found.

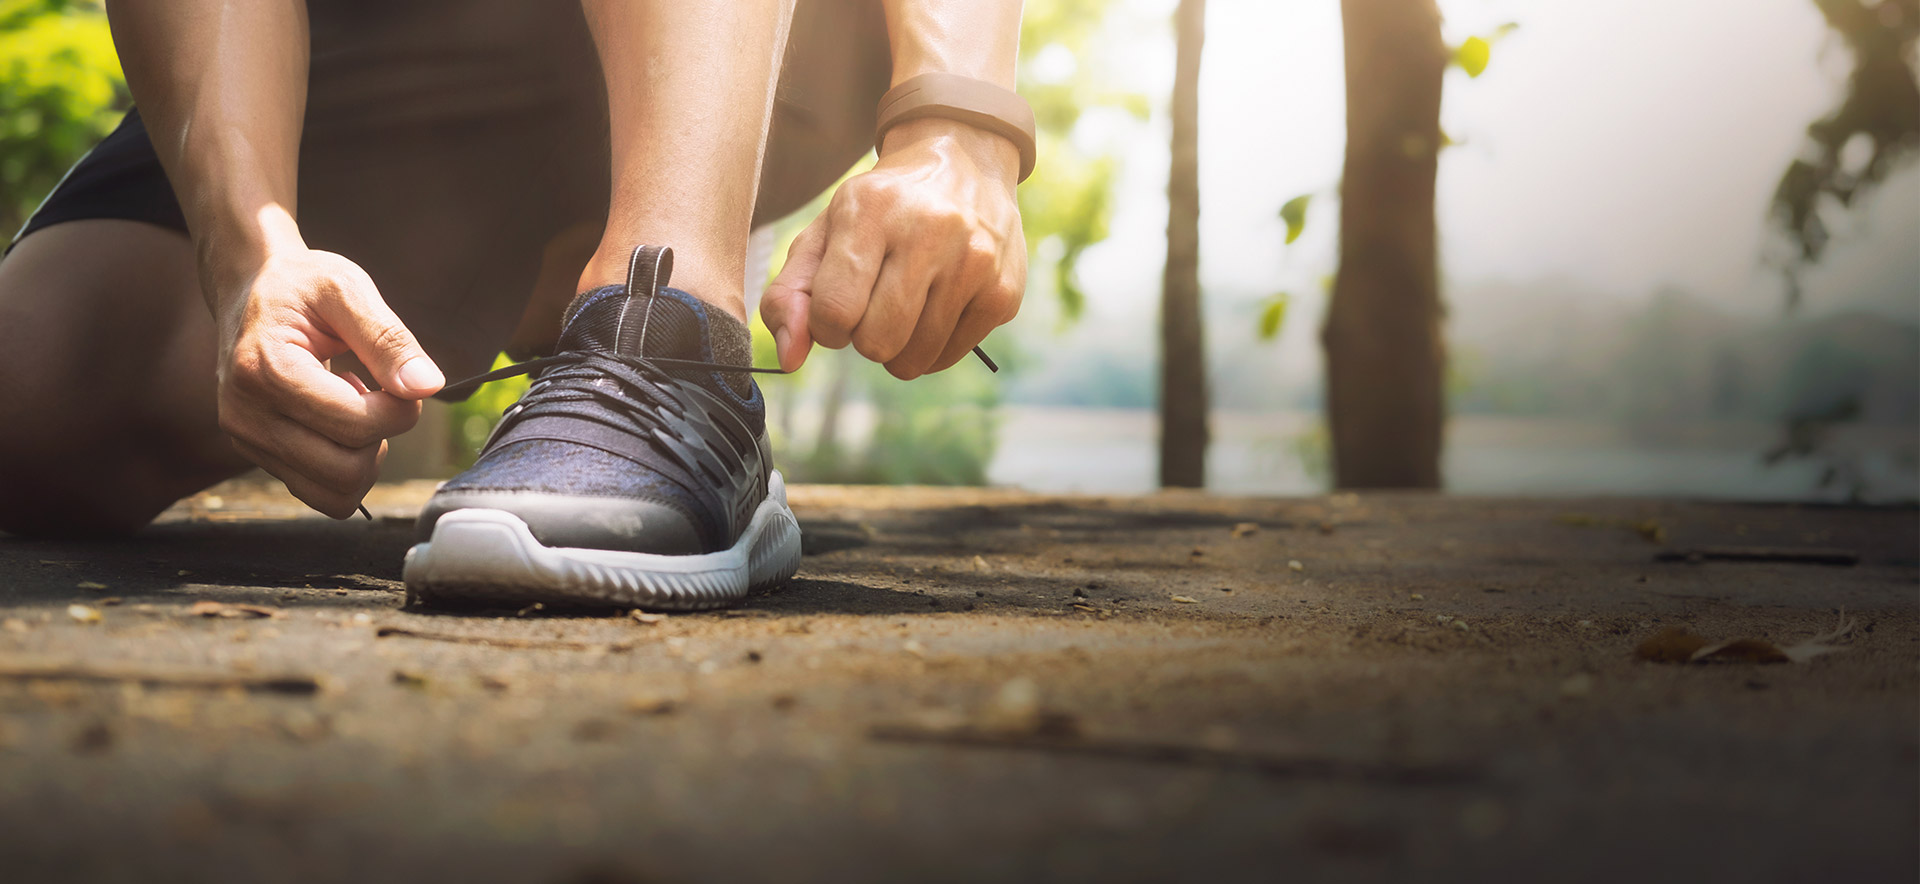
[774,328,792,368]
[397,357,443,394]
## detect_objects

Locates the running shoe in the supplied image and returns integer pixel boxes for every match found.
[403,245,801,609]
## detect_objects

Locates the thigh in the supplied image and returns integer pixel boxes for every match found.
[0,220,246,535]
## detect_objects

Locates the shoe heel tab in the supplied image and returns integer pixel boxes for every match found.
[618,245,674,354]
[626,245,673,298]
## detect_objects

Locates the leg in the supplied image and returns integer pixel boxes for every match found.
[578,0,797,319]
[0,221,248,537]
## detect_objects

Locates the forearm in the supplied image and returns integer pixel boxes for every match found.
[881,0,1021,87]
[104,0,310,299]
[878,0,1024,185]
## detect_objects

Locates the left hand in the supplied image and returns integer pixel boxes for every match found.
[761,117,1027,379]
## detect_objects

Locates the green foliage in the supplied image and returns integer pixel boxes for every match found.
[1286,421,1331,485]
[1257,293,1289,341]
[781,349,1004,486]
[1017,0,1141,325]
[1022,147,1114,321]
[447,354,531,468]
[1277,194,1311,244]
[0,0,125,235]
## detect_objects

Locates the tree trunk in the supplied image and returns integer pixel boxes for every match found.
[1160,0,1209,488]
[1324,0,1447,489]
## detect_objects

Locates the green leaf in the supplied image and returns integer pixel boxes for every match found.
[1454,35,1490,78]
[1278,195,1311,245]
[1258,294,1290,341]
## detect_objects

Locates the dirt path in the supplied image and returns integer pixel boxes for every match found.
[1,481,1914,882]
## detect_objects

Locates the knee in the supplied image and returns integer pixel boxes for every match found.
[0,409,213,538]
[0,453,170,539]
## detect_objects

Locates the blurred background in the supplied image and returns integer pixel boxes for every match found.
[6,0,1915,501]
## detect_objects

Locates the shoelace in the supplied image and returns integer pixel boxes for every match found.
[346,345,995,520]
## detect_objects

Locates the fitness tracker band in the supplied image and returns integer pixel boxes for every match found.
[874,72,1037,183]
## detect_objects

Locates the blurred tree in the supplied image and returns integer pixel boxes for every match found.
[0,0,124,237]
[1763,0,1917,499]
[1322,0,1447,488]
[1159,0,1207,488]
[1770,0,1919,305]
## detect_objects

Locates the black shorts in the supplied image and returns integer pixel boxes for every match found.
[12,0,887,382]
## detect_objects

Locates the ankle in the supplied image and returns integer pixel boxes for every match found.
[579,251,747,323]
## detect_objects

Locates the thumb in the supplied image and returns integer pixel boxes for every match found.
[762,220,828,373]
[322,267,444,399]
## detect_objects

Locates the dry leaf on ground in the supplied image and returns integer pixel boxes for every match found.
[1634,613,1853,665]
[189,600,283,620]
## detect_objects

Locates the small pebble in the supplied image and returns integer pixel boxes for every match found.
[1287,560,1304,572]
[1171,595,1200,604]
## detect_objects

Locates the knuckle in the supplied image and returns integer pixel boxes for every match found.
[216,411,248,442]
[367,321,414,359]
[853,331,904,365]
[340,425,384,450]
[990,283,1024,324]
[228,347,269,388]
[812,300,860,339]
[964,239,998,271]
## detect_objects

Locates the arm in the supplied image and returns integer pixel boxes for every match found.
[105,1,443,518]
[761,0,1027,379]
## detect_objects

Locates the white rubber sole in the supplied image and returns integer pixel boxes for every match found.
[403,471,802,610]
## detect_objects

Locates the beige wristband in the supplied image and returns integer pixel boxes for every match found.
[874,72,1037,183]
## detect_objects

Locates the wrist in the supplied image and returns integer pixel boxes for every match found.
[880,117,1021,189]
[195,202,305,300]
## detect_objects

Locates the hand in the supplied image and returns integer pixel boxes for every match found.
[761,117,1027,379]
[208,245,444,518]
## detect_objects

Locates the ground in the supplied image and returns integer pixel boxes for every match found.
[0,480,1914,883]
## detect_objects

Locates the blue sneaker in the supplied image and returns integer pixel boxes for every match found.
[404,245,801,609]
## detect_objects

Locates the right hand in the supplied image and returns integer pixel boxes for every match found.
[209,247,444,518]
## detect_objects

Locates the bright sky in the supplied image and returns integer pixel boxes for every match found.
[1055,0,1920,361]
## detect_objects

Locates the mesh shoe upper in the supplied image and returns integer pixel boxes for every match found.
[418,281,772,556]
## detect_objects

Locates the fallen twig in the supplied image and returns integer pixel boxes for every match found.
[0,658,321,694]
[867,723,1480,786]
[375,626,634,653]
[1654,546,1859,566]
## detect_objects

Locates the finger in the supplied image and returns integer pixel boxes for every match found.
[762,221,827,372]
[250,411,386,499]
[261,342,423,448]
[851,252,933,366]
[884,273,971,380]
[807,213,884,351]
[338,368,371,394]
[929,299,1006,374]
[314,260,444,399]
[231,431,385,520]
